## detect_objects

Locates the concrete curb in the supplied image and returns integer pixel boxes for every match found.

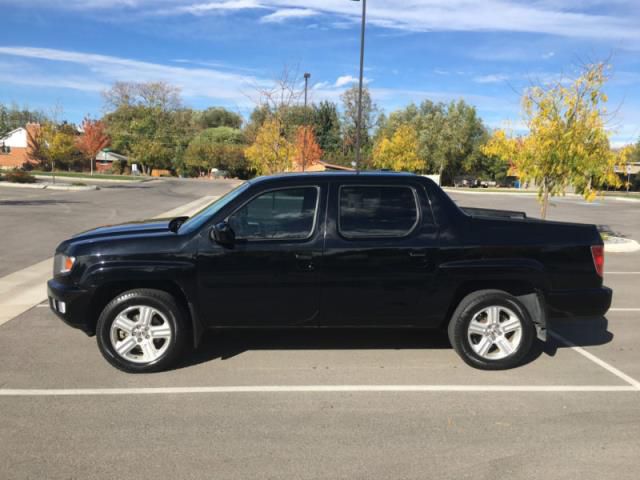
[444,188,640,203]
[0,182,46,189]
[43,184,99,191]
[34,174,150,184]
[604,237,640,253]
[443,188,538,197]
[0,181,98,191]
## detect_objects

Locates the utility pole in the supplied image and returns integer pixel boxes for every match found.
[353,0,367,171]
[303,72,311,172]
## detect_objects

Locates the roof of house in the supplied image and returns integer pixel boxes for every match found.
[96,151,129,162]
[0,127,25,141]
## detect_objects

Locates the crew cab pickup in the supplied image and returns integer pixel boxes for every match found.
[47,172,612,372]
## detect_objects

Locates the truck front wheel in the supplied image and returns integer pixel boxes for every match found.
[448,290,536,370]
[96,289,187,373]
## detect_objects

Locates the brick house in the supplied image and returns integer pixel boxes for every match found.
[0,123,40,169]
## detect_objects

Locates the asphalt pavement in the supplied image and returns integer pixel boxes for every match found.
[0,183,638,479]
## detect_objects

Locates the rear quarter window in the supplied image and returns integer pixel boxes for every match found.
[338,185,419,238]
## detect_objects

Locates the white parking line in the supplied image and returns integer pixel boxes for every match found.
[609,308,640,312]
[0,385,637,396]
[550,331,640,390]
[606,272,640,274]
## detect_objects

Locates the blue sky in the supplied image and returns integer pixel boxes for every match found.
[1,0,639,146]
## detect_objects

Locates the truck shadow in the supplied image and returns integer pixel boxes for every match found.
[177,316,613,370]
[544,316,613,356]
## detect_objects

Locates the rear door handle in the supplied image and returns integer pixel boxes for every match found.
[409,252,427,257]
[295,254,313,261]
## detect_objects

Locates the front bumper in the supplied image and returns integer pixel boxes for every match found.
[47,278,94,335]
[546,286,612,318]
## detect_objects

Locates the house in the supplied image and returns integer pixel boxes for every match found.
[291,160,354,172]
[95,150,129,173]
[0,123,40,169]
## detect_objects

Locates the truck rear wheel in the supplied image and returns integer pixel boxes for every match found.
[448,290,535,370]
[96,289,187,373]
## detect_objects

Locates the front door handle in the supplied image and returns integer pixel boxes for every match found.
[408,252,427,257]
[295,253,315,271]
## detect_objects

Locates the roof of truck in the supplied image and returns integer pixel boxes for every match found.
[249,171,419,184]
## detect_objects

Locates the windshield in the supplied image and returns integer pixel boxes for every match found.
[179,181,251,233]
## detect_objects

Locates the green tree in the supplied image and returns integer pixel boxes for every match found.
[185,127,249,177]
[313,101,341,157]
[374,100,489,183]
[341,85,377,165]
[195,107,243,130]
[483,62,619,218]
[0,103,47,136]
[103,82,187,175]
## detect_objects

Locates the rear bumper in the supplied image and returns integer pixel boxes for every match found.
[47,278,94,335]
[546,286,612,318]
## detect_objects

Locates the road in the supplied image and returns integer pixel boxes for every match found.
[0,183,638,479]
[0,177,238,277]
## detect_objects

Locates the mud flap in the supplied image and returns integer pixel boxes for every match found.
[517,291,547,341]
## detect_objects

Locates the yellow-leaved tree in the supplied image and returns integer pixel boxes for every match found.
[482,63,619,218]
[372,124,422,172]
[245,118,296,175]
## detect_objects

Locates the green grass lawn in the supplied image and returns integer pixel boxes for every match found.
[32,171,146,181]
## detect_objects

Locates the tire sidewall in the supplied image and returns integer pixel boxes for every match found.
[449,292,535,370]
[96,291,184,373]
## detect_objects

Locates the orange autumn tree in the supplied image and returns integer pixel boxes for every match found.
[76,117,110,174]
[293,126,323,171]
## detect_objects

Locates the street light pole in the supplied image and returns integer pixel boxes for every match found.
[353,0,367,171]
[303,72,311,172]
[304,72,310,108]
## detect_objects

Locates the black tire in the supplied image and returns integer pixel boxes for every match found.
[96,289,188,373]
[447,289,536,370]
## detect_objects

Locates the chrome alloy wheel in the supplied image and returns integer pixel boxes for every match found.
[466,305,523,360]
[109,305,172,364]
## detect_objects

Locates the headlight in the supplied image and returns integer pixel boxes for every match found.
[53,254,76,275]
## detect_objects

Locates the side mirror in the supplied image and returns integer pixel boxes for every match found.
[211,221,235,247]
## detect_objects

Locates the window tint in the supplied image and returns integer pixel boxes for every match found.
[228,187,318,240]
[339,185,418,237]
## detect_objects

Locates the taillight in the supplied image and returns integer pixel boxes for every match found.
[591,245,604,277]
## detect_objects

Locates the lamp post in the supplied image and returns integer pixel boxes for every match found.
[352,0,367,171]
[303,72,310,108]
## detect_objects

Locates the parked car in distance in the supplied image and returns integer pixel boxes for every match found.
[48,172,612,373]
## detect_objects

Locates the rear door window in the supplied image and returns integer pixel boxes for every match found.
[338,185,419,238]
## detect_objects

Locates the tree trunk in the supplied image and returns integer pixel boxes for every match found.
[540,179,549,219]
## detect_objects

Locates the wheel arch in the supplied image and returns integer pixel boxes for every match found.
[444,280,547,341]
[88,279,203,347]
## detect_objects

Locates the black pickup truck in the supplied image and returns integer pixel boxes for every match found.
[48,172,612,373]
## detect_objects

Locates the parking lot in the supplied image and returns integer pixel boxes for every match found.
[1,181,639,479]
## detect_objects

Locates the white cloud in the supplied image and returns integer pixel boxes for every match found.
[259,8,318,23]
[7,1,640,42]
[474,74,510,83]
[157,0,265,16]
[542,51,555,59]
[334,75,356,88]
[334,75,371,87]
[0,46,261,105]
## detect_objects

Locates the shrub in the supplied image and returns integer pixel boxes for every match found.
[5,169,36,183]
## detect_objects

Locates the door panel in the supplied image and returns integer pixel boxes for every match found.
[319,181,439,327]
[197,185,325,327]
